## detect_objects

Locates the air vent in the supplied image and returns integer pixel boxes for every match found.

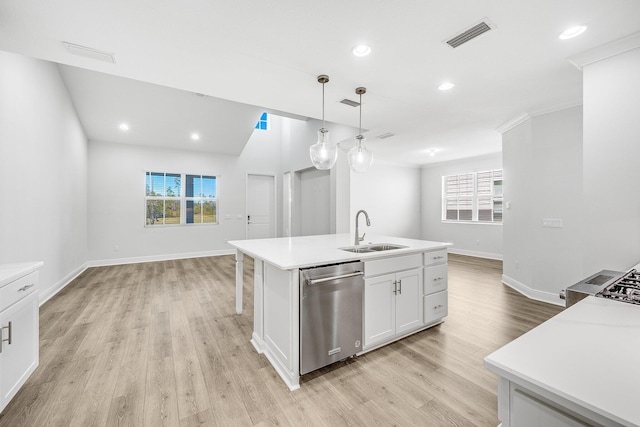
[445,20,493,48]
[63,42,116,63]
[376,133,395,140]
[340,98,360,107]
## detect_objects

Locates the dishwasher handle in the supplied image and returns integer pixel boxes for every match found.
[308,271,364,285]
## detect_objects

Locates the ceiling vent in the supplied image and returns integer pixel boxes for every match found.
[376,132,395,140]
[63,42,116,63]
[445,20,494,48]
[340,98,360,107]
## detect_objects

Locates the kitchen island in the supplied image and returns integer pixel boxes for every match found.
[229,233,451,390]
[484,296,640,427]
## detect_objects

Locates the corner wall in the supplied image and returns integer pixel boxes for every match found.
[502,106,584,305]
[582,47,640,272]
[0,51,88,302]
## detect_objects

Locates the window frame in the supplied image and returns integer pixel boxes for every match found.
[145,171,218,227]
[255,112,269,131]
[441,169,503,224]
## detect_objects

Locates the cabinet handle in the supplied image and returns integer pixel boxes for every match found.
[18,284,34,292]
[398,279,402,295]
[433,256,444,260]
[434,304,444,309]
[392,280,397,295]
[0,321,12,353]
[433,277,444,281]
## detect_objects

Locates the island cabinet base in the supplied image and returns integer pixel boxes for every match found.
[250,259,301,390]
[228,235,452,391]
[495,377,625,427]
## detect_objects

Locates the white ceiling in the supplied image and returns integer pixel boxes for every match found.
[1,0,640,165]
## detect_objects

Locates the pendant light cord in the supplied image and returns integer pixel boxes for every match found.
[322,81,325,130]
[358,92,362,136]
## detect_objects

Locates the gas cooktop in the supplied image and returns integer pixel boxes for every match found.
[596,269,640,305]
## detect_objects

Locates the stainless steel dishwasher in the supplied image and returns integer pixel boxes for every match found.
[299,261,364,375]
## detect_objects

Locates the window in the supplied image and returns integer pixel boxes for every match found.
[145,172,217,226]
[255,112,269,130]
[442,169,502,223]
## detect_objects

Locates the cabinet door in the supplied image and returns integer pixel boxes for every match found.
[364,273,396,348]
[395,268,424,335]
[0,291,39,412]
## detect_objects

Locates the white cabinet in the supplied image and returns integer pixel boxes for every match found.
[0,269,40,413]
[364,253,428,349]
[424,264,448,294]
[364,268,424,348]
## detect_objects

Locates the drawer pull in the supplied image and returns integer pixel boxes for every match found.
[0,321,12,353]
[434,304,444,309]
[433,277,444,281]
[433,256,444,260]
[18,284,34,292]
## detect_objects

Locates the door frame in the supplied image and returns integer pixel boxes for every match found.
[246,172,277,239]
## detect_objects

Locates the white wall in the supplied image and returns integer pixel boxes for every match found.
[87,116,284,263]
[421,153,503,259]
[583,47,640,272]
[0,52,88,302]
[351,162,422,240]
[502,106,584,304]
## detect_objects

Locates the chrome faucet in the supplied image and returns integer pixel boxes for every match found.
[354,210,371,245]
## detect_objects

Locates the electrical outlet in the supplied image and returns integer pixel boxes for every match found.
[542,218,563,228]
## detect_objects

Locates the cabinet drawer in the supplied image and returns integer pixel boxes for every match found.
[424,250,447,267]
[424,264,448,295]
[424,291,448,325]
[0,271,38,312]
[365,254,422,277]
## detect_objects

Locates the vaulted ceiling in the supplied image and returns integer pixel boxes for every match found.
[1,0,639,164]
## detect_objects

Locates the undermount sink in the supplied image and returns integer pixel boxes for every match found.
[340,247,376,253]
[368,244,407,251]
[339,243,408,253]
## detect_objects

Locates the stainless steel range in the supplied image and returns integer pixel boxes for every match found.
[560,270,624,307]
[596,269,640,305]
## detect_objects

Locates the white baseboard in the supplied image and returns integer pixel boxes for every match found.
[449,248,503,261]
[39,263,88,306]
[502,274,564,307]
[86,249,235,267]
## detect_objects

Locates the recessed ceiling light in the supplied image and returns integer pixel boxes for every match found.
[119,123,129,131]
[425,148,438,157]
[191,132,200,141]
[438,81,455,91]
[352,44,371,57]
[559,25,587,40]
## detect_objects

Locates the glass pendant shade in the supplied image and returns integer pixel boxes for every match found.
[309,128,338,170]
[348,136,373,173]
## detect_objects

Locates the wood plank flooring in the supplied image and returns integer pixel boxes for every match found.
[0,254,563,426]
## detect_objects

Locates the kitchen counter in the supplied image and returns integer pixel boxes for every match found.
[485,296,640,426]
[228,233,450,314]
[229,233,449,270]
[228,233,451,390]
[0,261,44,288]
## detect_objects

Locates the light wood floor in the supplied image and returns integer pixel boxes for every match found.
[0,254,563,426]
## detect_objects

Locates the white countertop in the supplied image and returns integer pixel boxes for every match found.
[228,233,451,270]
[485,296,640,426]
[0,261,44,288]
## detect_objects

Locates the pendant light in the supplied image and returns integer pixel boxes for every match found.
[309,75,338,170]
[347,87,373,173]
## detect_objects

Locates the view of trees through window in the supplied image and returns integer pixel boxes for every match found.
[145,172,217,226]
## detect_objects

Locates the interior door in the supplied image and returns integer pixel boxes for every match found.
[247,174,275,239]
